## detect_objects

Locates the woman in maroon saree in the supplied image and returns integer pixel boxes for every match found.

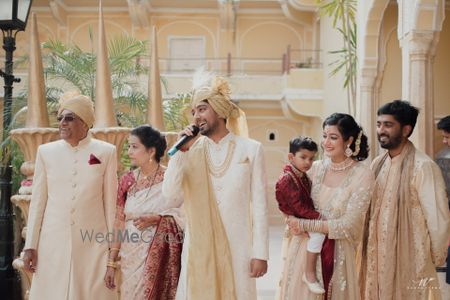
[104,125,184,300]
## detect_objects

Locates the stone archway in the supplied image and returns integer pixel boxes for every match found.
[358,0,446,157]
[357,0,390,158]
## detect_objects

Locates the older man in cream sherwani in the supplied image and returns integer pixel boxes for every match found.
[163,73,269,300]
[23,93,118,300]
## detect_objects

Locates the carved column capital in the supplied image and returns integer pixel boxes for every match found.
[359,67,378,92]
[405,31,436,60]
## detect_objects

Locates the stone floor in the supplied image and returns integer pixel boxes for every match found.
[256,226,449,300]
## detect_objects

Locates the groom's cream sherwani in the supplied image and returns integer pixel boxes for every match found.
[163,132,269,300]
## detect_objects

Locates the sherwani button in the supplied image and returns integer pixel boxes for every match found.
[72,183,77,188]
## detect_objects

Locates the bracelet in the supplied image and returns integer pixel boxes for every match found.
[299,219,323,232]
[107,261,117,269]
[109,247,120,252]
[297,219,304,232]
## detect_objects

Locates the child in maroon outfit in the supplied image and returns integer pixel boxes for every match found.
[275,136,325,294]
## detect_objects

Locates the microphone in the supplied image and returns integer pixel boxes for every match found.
[167,125,200,156]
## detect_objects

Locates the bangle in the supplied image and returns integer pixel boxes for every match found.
[297,219,303,232]
[109,247,120,252]
[303,219,323,232]
[107,261,117,269]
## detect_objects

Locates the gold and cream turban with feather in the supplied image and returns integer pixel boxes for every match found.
[191,71,248,137]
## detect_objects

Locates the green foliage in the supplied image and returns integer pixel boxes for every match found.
[163,93,192,132]
[0,91,27,184]
[329,24,357,89]
[120,139,131,175]
[0,137,25,194]
[42,34,149,127]
[319,0,356,28]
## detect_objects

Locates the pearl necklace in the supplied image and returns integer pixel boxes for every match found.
[205,139,236,178]
[329,157,354,172]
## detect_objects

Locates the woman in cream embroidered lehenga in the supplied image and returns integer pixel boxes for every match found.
[278,113,375,300]
[104,125,184,300]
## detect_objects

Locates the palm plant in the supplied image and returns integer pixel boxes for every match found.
[8,33,191,173]
[163,92,192,131]
[317,0,357,115]
[42,34,148,127]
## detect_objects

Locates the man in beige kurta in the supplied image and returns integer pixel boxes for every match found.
[360,100,450,300]
[23,93,118,300]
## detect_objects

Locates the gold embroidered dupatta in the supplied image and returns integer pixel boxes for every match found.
[360,141,440,300]
[182,137,237,300]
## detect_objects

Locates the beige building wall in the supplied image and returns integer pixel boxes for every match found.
[320,15,348,116]
[379,4,402,105]
[247,114,310,224]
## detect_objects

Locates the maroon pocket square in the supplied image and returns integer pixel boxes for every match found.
[88,154,101,165]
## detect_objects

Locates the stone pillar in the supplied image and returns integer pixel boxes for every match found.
[357,67,378,159]
[401,31,439,156]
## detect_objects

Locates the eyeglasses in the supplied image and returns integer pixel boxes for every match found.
[57,114,78,122]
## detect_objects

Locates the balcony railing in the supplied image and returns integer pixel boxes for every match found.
[159,46,322,76]
[283,46,322,74]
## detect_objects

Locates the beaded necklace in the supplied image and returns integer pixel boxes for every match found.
[205,139,236,178]
[130,164,160,198]
[329,157,354,172]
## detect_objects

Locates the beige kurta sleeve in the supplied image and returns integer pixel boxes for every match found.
[162,151,187,200]
[328,168,374,244]
[250,143,269,260]
[103,146,118,245]
[25,147,48,250]
[414,160,450,266]
[159,192,185,230]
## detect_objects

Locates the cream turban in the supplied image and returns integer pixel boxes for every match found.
[191,76,248,137]
[58,91,95,128]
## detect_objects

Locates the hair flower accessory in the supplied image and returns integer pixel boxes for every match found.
[88,154,101,165]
